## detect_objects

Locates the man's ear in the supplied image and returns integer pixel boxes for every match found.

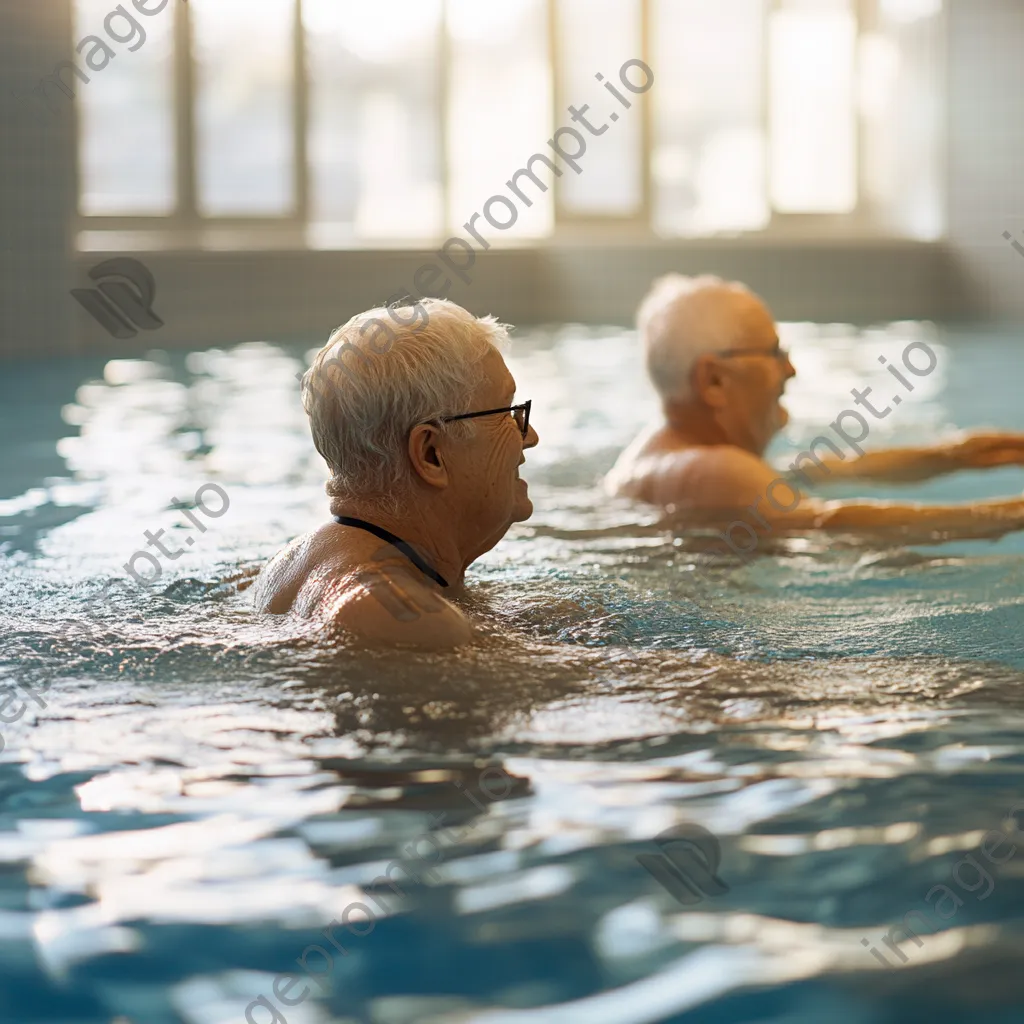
[691,354,727,409]
[407,423,450,489]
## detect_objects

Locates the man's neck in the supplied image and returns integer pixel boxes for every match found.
[663,402,731,448]
[332,499,468,588]
[660,403,766,457]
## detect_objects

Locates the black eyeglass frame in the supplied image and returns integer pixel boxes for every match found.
[437,399,532,438]
[717,341,789,361]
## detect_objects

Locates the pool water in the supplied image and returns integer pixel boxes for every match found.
[1,321,1023,1024]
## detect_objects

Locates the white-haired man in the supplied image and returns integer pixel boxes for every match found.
[254,299,539,649]
[606,274,1024,540]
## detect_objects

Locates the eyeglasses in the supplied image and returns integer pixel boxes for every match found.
[438,399,532,438]
[718,341,789,361]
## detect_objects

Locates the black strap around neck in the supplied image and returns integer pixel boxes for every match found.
[332,515,449,588]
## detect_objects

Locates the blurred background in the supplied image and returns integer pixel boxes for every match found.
[2,0,1021,360]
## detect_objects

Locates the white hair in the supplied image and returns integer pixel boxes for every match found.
[301,298,509,514]
[638,273,758,403]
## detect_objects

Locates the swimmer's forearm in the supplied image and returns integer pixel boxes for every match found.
[804,497,1024,540]
[808,446,958,484]
[800,433,1024,485]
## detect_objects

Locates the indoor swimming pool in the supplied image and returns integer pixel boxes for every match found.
[1,321,1022,1023]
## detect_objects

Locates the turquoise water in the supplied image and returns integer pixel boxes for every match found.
[1,322,1023,1023]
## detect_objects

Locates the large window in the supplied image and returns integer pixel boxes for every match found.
[72,0,944,242]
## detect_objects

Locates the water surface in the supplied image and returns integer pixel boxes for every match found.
[1,322,1023,1023]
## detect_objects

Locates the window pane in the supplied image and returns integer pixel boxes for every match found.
[447,0,552,240]
[769,1,858,213]
[75,0,175,215]
[304,0,443,239]
[860,0,944,238]
[192,0,294,216]
[555,0,643,216]
[652,0,768,235]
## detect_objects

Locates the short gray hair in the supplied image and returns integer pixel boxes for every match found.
[638,274,757,403]
[302,299,509,513]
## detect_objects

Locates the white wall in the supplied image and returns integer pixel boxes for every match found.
[946,0,1024,320]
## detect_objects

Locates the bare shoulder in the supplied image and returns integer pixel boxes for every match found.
[605,425,661,489]
[641,444,774,508]
[692,445,774,481]
[320,556,474,650]
[254,529,474,649]
[252,533,311,613]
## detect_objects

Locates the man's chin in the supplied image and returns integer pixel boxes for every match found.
[512,494,534,523]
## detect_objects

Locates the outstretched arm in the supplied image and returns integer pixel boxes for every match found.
[790,431,1024,485]
[791,495,1024,543]
[683,448,1024,544]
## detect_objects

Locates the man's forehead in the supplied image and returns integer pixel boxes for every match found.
[738,297,776,337]
[482,348,516,394]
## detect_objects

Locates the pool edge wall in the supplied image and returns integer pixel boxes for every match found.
[45,237,975,358]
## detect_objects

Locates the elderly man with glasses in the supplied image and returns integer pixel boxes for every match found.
[606,274,1024,540]
[254,299,538,649]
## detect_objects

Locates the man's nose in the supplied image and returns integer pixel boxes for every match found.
[783,354,796,379]
[524,422,540,449]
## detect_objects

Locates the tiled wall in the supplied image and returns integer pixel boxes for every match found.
[0,0,77,360]
[58,239,948,356]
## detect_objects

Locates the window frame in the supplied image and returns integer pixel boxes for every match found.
[73,0,942,244]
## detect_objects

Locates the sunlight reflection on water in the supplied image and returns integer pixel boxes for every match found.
[0,323,1023,1022]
